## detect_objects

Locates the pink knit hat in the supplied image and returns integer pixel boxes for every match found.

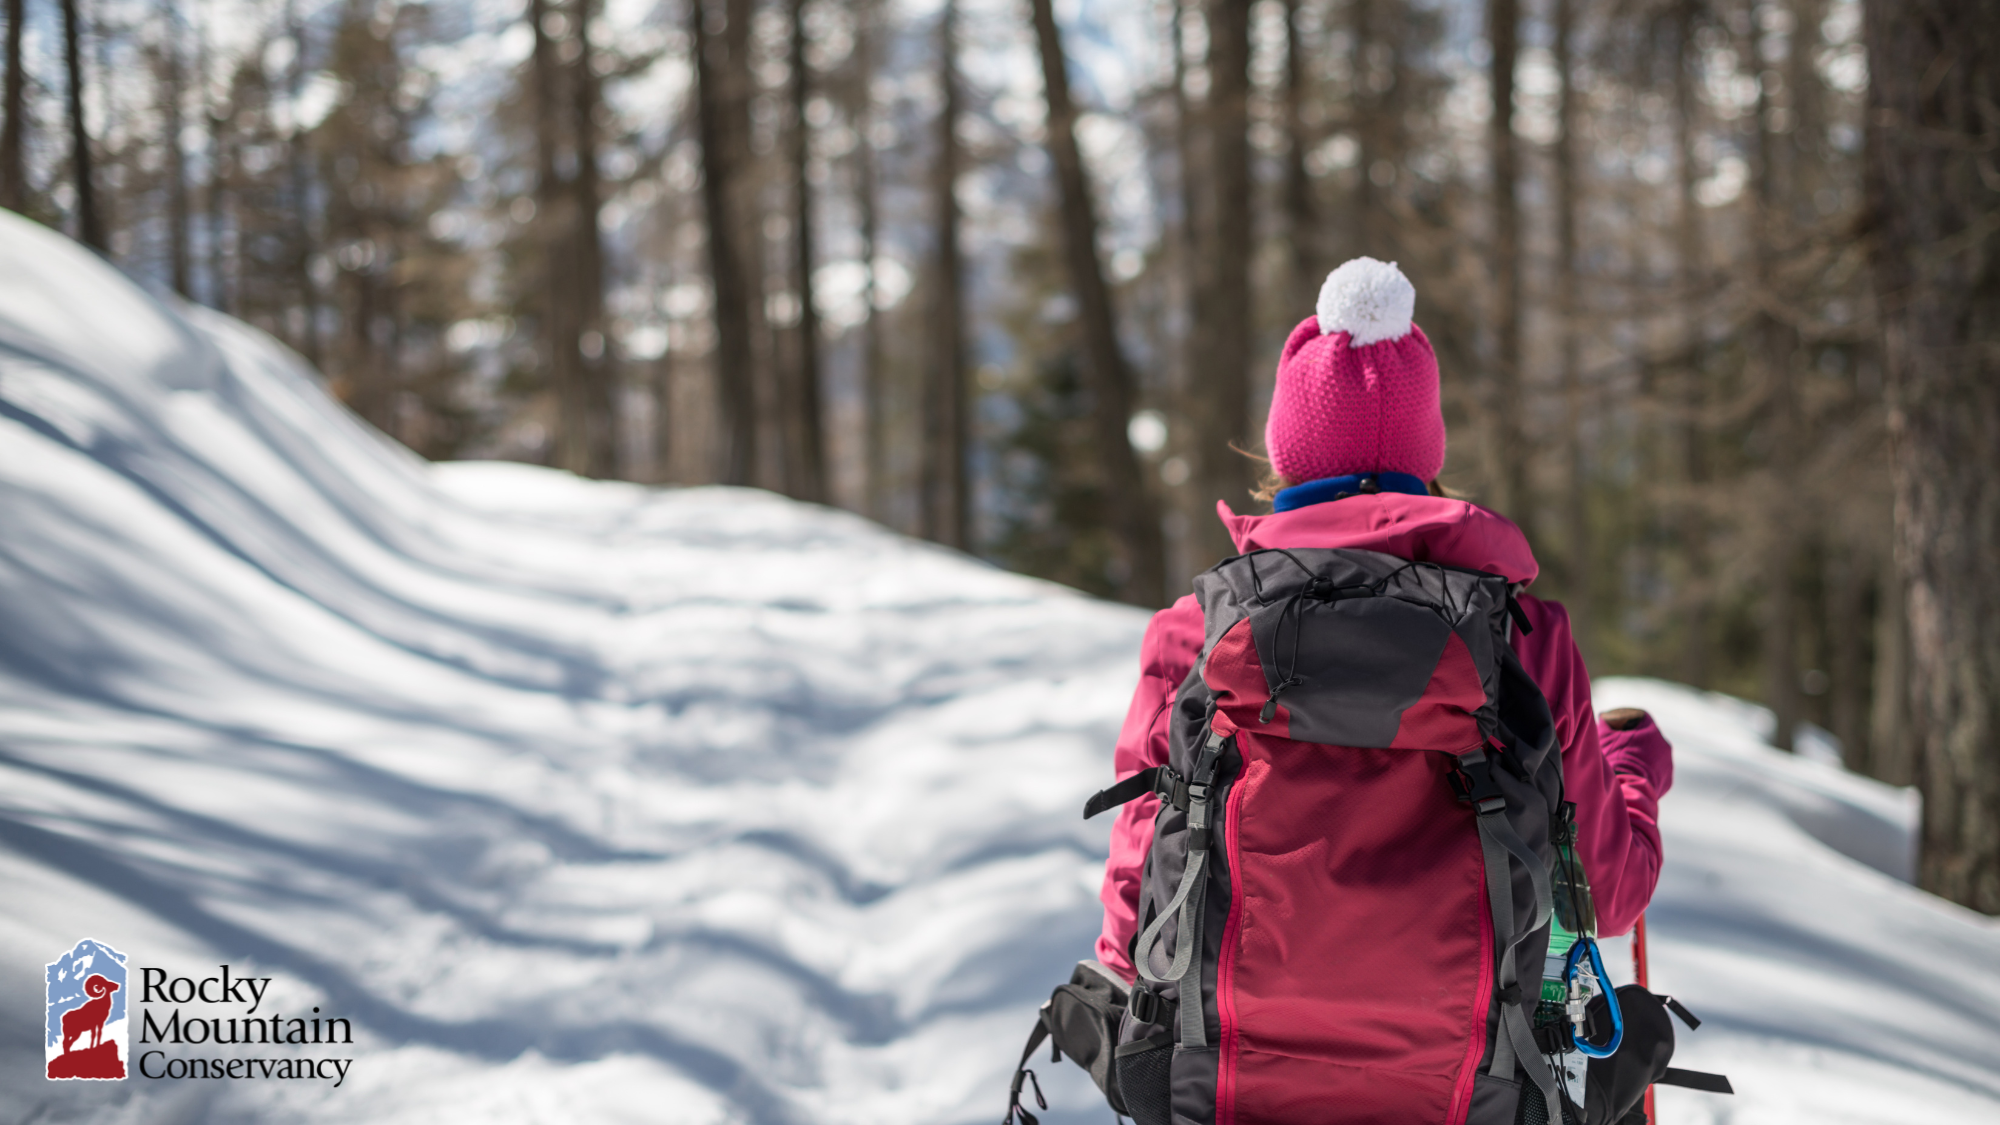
[1264,257,1446,484]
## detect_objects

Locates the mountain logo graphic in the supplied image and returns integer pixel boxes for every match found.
[46,939,128,1080]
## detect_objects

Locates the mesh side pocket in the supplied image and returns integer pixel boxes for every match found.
[1114,1044,1173,1125]
[1518,1080,1550,1125]
[1517,1079,1584,1125]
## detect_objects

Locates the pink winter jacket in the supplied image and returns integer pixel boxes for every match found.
[1094,494,1672,981]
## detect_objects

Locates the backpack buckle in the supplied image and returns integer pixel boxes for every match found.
[1551,800,1577,844]
[1451,750,1507,815]
[1127,985,1173,1026]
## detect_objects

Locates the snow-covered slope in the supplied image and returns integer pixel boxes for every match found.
[2,212,1996,1124]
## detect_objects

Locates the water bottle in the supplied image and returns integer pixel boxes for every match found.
[1537,803,1597,1029]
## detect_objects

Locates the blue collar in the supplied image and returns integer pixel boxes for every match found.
[1271,472,1431,512]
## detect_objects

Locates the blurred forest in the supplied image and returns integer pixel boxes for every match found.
[2,0,1995,907]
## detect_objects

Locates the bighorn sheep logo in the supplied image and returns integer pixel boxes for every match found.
[63,975,119,1052]
[46,940,128,1080]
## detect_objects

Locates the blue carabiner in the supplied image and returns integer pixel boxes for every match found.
[1563,937,1624,1058]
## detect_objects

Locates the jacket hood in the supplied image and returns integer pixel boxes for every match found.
[1216,494,1538,585]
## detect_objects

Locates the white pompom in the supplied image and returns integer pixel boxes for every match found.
[1315,257,1416,347]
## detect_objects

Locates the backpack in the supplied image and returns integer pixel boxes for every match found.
[1006,547,1729,1125]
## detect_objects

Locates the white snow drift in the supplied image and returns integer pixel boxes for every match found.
[1,212,1996,1124]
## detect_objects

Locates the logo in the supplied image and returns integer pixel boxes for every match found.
[47,939,128,1080]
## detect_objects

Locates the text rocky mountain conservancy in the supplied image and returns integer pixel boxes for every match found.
[46,941,356,1088]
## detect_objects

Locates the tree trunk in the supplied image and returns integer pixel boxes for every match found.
[690,0,757,485]
[652,343,674,481]
[1864,0,2000,914]
[283,5,321,366]
[854,0,883,519]
[163,0,191,297]
[1279,0,1317,313]
[787,0,826,502]
[1347,0,1374,257]
[1168,0,1207,585]
[1171,0,1202,329]
[1868,558,1910,785]
[920,0,967,548]
[651,180,677,482]
[1787,0,1826,202]
[1486,0,1527,527]
[2,0,26,212]
[1827,546,1867,771]
[200,10,231,313]
[1755,8,1801,752]
[1188,0,1251,568]
[1028,0,1166,606]
[569,0,614,477]
[1552,0,1587,645]
[723,0,774,488]
[60,0,103,251]
[529,0,581,470]
[1672,0,1711,688]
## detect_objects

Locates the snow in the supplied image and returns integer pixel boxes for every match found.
[1,211,1997,1123]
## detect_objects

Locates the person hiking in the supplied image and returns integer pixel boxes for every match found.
[1017,258,1679,1125]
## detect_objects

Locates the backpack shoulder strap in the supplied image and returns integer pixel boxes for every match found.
[1130,728,1228,1050]
[1454,746,1562,1113]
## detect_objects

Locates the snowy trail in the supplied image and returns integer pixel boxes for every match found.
[2,212,1997,1124]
